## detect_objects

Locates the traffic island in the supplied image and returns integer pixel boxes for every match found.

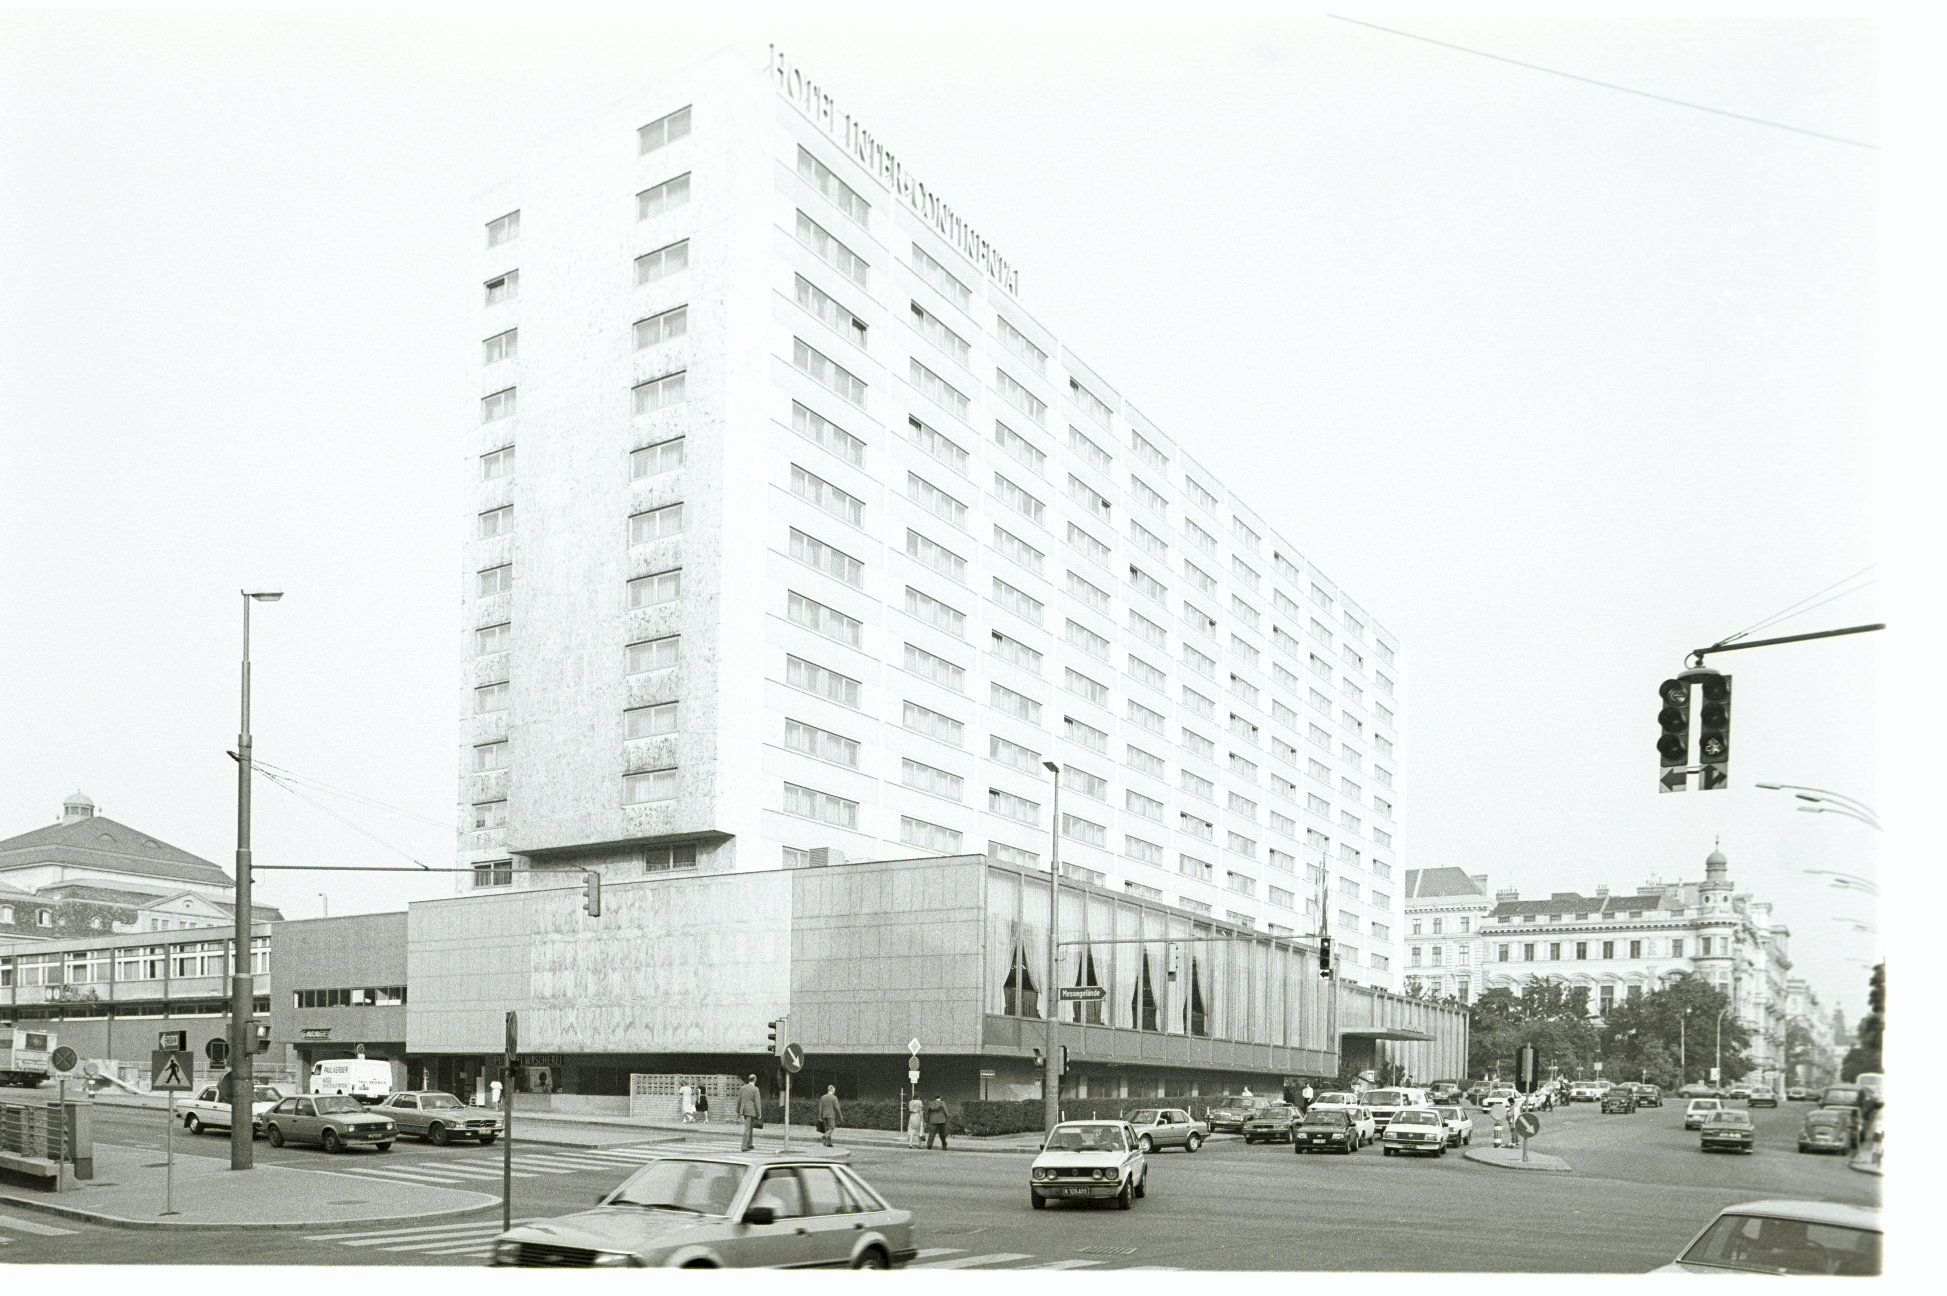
[1463,1145,1572,1172]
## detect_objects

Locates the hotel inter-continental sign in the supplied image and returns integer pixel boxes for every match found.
[769,45,1021,298]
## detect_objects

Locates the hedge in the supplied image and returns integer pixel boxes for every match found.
[750,1088,1346,1138]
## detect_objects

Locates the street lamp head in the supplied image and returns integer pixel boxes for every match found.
[244,590,284,602]
[1042,761,1060,774]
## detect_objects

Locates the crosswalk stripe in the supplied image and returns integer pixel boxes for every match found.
[329,1166,474,1184]
[910,1253,1035,1269]
[401,1162,518,1178]
[911,1248,965,1259]
[520,1155,624,1168]
[1018,1259,1104,1270]
[305,1219,537,1242]
[416,1243,495,1256]
[0,1212,78,1237]
[375,1235,506,1253]
[1120,1266,1188,1271]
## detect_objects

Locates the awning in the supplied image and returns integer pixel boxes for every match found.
[1338,1028,1436,1042]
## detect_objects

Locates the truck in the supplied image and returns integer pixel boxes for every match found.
[1,1024,54,1087]
[310,1058,396,1104]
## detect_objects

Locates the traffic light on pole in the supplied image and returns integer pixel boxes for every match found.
[1318,936,1334,978]
[252,1021,272,1053]
[1059,1045,1069,1076]
[1657,678,1692,793]
[1696,674,1732,791]
[766,1020,780,1055]
[582,871,602,917]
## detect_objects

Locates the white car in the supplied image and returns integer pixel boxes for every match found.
[1306,1096,1377,1146]
[181,1082,290,1136]
[1433,1104,1474,1147]
[1029,1120,1148,1210]
[1684,1098,1724,1130]
[1379,1107,1448,1157]
[1652,1200,1881,1276]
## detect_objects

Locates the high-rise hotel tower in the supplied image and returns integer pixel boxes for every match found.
[461,48,1409,987]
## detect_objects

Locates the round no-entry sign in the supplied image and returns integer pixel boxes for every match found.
[50,1046,78,1072]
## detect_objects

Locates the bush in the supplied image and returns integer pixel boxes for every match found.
[759,1099,910,1132]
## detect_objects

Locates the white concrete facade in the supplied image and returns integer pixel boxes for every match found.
[458,48,1409,987]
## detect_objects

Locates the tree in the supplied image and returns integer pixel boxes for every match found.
[1598,972,1751,1088]
[1465,977,1601,1080]
[1841,962,1884,1081]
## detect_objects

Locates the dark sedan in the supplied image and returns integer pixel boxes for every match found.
[1700,1110,1756,1154]
[1601,1091,1638,1114]
[1291,1108,1361,1155]
[1242,1104,1300,1144]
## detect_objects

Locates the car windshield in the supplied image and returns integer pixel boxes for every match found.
[1047,1125,1126,1152]
[1680,1213,1881,1276]
[1302,1110,1348,1125]
[1253,1106,1295,1118]
[1129,1110,1161,1123]
[1705,1112,1752,1126]
[315,1096,364,1114]
[1391,1110,1440,1126]
[253,1086,283,1102]
[1806,1112,1847,1127]
[1434,1107,1462,1120]
[608,1159,747,1215]
[420,1094,464,1109]
[1314,1093,1354,1105]
[1365,1091,1410,1105]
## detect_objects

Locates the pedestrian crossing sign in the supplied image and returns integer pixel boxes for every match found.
[151,1049,194,1092]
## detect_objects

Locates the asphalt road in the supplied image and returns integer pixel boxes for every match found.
[0,1100,1879,1271]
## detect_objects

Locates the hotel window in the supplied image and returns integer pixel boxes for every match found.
[1410,946,1423,967]
[784,783,858,828]
[910,242,971,307]
[1061,814,1107,847]
[1128,518,1167,560]
[1548,942,1562,961]
[478,505,513,539]
[1187,601,1217,638]
[989,788,1040,823]
[484,271,518,305]
[625,703,678,738]
[1375,704,1394,728]
[902,701,964,746]
[907,416,968,472]
[990,734,1041,772]
[907,530,966,582]
[1181,770,1214,800]
[1067,474,1112,516]
[1069,377,1113,427]
[1128,608,1166,648]
[903,758,965,801]
[1268,848,1295,873]
[623,769,678,804]
[791,529,864,586]
[1126,836,1163,865]
[1228,792,1258,819]
[632,435,686,477]
[791,403,865,466]
[637,105,692,152]
[797,276,867,347]
[1670,939,1684,958]
[990,842,1039,870]
[1229,752,1258,780]
[1231,517,1261,551]
[1227,832,1256,858]
[1231,557,1260,591]
[992,578,1043,625]
[478,564,513,597]
[993,526,1043,576]
[1180,728,1215,762]
[1230,674,1259,707]
[1599,984,1616,1014]
[473,799,508,830]
[1339,777,1362,801]
[1064,619,1109,660]
[1180,813,1214,841]
[1179,855,1213,883]
[1307,793,1330,816]
[1229,714,1259,744]
[786,656,861,708]
[797,211,868,287]
[992,368,1045,424]
[794,340,866,406]
[1062,765,1108,801]
[1066,571,1111,615]
[1311,584,1332,610]
[796,147,866,223]
[1181,686,1215,719]
[908,472,967,526]
[645,844,699,872]
[1226,871,1256,897]
[485,210,519,246]
[1342,645,1364,672]
[1371,922,1390,942]
[1185,475,1219,513]
[1126,699,1165,734]
[481,445,514,479]
[481,388,516,422]
[1182,560,1216,595]
[990,629,1042,674]
[1063,524,1110,571]
[905,815,964,856]
[483,328,517,364]
[1497,944,1510,963]
[1270,811,1296,837]
[904,643,964,691]
[1125,744,1165,778]
[911,359,969,419]
[1376,673,1395,697]
[628,569,682,608]
[994,421,1045,473]
[785,719,860,767]
[1125,790,1164,822]
[994,474,1044,523]
[790,465,863,525]
[1181,519,1217,558]
[1117,565,1161,605]
[632,371,687,413]
[635,239,690,285]
[1129,476,1168,516]
[627,634,679,674]
[630,503,684,544]
[1067,426,1113,475]
[905,587,965,637]
[636,172,692,220]
[1064,667,1109,707]
[1131,430,1168,472]
[1344,612,1364,639]
[1575,941,1588,960]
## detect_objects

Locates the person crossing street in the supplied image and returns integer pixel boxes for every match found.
[737,1074,761,1151]
[924,1095,950,1149]
[817,1085,842,1147]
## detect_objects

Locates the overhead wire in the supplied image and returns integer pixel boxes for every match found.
[1714,565,1877,647]
[1328,16,1877,150]
[249,758,450,831]
[250,763,441,870]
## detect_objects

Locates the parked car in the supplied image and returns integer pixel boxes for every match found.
[1291,1107,1362,1155]
[1651,1200,1881,1276]
[1677,1082,1721,1100]
[181,1082,288,1136]
[371,1090,503,1145]
[1242,1104,1300,1144]
[1464,1085,1489,1106]
[1726,1086,1752,1101]
[1786,1086,1813,1102]
[1426,1083,1462,1104]
[490,1151,916,1268]
[1568,1083,1603,1103]
[1124,1108,1206,1153]
[1432,1104,1474,1147]
[1796,1107,1859,1155]
[1030,1120,1148,1210]
[1819,1084,1869,1114]
[1601,1091,1638,1115]
[1306,1095,1376,1146]
[1379,1108,1448,1157]
[1748,1089,1778,1108]
[1204,1099,1259,1133]
[260,1093,396,1152]
[1699,1109,1756,1154]
[1683,1098,1724,1130]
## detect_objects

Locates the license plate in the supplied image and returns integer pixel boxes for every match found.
[1052,1187,1091,1196]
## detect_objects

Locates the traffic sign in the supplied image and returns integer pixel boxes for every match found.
[150,1050,194,1092]
[781,1042,805,1074]
[50,1046,78,1073]
[1513,1111,1541,1139]
[82,1061,100,1078]
[158,1030,187,1052]
[907,1070,920,1084]
[907,1037,921,1053]
[206,1036,230,1065]
[1058,985,1106,1001]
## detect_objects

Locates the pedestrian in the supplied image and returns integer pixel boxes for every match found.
[679,1081,695,1123]
[490,1079,502,1108]
[908,1095,925,1147]
[738,1074,762,1151]
[817,1085,842,1147]
[924,1095,950,1149]
[1299,1082,1315,1113]
[695,1088,709,1123]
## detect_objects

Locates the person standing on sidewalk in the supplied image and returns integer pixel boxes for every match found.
[924,1095,950,1149]
[908,1095,925,1147]
[679,1082,695,1123]
[737,1075,762,1151]
[695,1088,709,1123]
[817,1085,842,1147]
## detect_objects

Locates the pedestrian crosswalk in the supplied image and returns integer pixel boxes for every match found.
[320,1142,669,1186]
[0,1209,79,1245]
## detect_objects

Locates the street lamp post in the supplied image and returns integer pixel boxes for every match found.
[1756,784,1880,830]
[230,589,282,1170]
[1042,761,1061,1134]
[1715,1005,1732,1090]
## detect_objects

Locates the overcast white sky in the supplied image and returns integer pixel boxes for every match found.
[2,7,1928,1025]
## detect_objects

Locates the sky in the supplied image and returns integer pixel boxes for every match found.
[1,6,1925,1028]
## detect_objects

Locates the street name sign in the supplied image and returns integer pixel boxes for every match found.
[151,1050,194,1091]
[157,1031,187,1052]
[1058,986,1106,1001]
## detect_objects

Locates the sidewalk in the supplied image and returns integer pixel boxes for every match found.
[1462,1145,1573,1172]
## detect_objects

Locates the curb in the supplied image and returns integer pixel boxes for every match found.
[0,1189,502,1232]
[1461,1146,1573,1173]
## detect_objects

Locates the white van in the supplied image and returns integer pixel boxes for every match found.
[311,1058,395,1104]
[1360,1087,1431,1132]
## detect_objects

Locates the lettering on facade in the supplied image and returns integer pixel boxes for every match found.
[769,45,1021,298]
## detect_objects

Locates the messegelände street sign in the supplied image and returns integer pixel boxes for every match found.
[1058,986,1106,1001]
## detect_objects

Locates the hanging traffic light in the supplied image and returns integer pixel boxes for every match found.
[1657,677,1692,793]
[1318,936,1334,978]
[766,1020,780,1055]
[1697,674,1732,790]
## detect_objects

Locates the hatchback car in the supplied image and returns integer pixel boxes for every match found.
[1124,1108,1207,1153]
[1242,1104,1300,1144]
[1699,1109,1755,1154]
[1796,1107,1859,1155]
[1747,1089,1778,1108]
[1683,1098,1724,1130]
[1432,1104,1474,1147]
[1291,1108,1362,1155]
[1030,1120,1147,1210]
[371,1090,503,1144]
[1379,1108,1448,1157]
[181,1082,288,1136]
[490,1152,916,1268]
[260,1093,396,1152]
[1786,1086,1813,1102]
[1652,1200,1881,1276]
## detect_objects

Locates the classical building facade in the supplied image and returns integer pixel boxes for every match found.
[1400,867,1491,1003]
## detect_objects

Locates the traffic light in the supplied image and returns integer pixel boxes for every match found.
[1032,1047,1044,1068]
[583,871,602,917]
[1318,936,1334,978]
[1696,674,1732,791]
[252,1021,272,1053]
[1657,677,1692,793]
[767,1020,781,1055]
[1059,1045,1069,1076]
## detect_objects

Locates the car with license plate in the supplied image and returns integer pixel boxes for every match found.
[1726,1086,1752,1101]
[1379,1107,1448,1157]
[1306,1093,1376,1145]
[1291,1107,1362,1154]
[1677,1082,1721,1100]
[1747,1088,1778,1108]
[1432,1104,1473,1147]
[1203,1098,1260,1133]
[1683,1098,1723,1130]
[1819,1083,1869,1115]
[1124,1108,1206,1153]
[490,1151,916,1268]
[1569,1082,1603,1103]
[1030,1120,1147,1210]
[1651,1200,1881,1276]
[1426,1082,1462,1103]
[1241,1103,1300,1143]
[260,1093,395,1152]
[181,1082,288,1136]
[371,1090,503,1145]
[1359,1087,1430,1134]
[1628,1083,1663,1108]
[1601,1090,1638,1114]
[1796,1107,1858,1155]
[1786,1086,1813,1102]
[1699,1109,1755,1153]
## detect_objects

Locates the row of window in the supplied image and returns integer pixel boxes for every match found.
[294,986,407,1008]
[1492,937,1686,962]
[0,939,271,986]
[469,844,698,890]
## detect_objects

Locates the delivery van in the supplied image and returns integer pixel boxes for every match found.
[311,1058,395,1103]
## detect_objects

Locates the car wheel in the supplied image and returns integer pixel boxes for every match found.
[429,1122,451,1146]
[1137,1134,1153,1153]
[376,1143,392,1152]
[852,1247,891,1269]
[1185,1133,1203,1153]
[1383,1146,1394,1156]
[267,1125,285,1148]
[1115,1179,1132,1210]
[1030,1191,1046,1210]
[321,1128,342,1153]
[185,1115,203,1134]
[479,1134,497,1145]
[1134,1169,1147,1199]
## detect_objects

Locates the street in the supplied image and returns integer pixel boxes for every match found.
[0,1100,1878,1270]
